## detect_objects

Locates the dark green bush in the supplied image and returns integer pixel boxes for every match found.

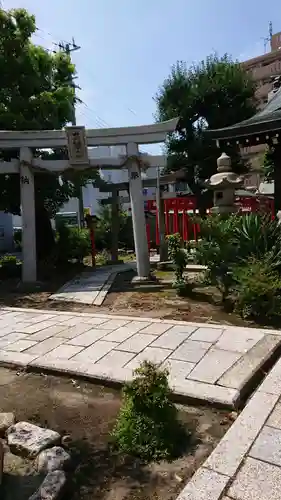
[56,223,91,264]
[13,229,22,250]
[0,255,21,279]
[166,233,189,295]
[233,257,281,320]
[112,361,187,462]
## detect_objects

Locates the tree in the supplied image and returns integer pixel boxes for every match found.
[0,8,98,258]
[263,146,274,182]
[155,54,257,210]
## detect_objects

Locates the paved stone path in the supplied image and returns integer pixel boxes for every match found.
[177,355,281,500]
[49,262,135,305]
[0,307,280,407]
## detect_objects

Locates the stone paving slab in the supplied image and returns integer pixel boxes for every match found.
[175,356,281,500]
[0,307,281,409]
[49,263,135,306]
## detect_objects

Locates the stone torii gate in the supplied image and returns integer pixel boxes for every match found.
[0,118,178,283]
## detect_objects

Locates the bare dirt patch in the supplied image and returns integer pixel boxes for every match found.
[0,265,254,327]
[0,367,232,500]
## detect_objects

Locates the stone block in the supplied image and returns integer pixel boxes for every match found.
[36,446,71,473]
[18,320,57,334]
[215,327,265,353]
[4,339,38,352]
[54,323,92,339]
[125,347,172,370]
[204,391,279,476]
[25,337,65,356]
[98,319,131,330]
[118,333,155,353]
[41,344,84,360]
[267,402,281,429]
[30,325,68,342]
[258,356,281,394]
[172,380,239,407]
[29,469,67,500]
[71,340,116,363]
[164,359,195,381]
[217,334,281,390]
[151,327,195,350]
[187,348,240,384]
[96,349,135,368]
[170,340,211,363]
[0,412,15,436]
[176,467,229,500]
[137,323,174,335]
[228,457,281,500]
[189,327,224,343]
[65,328,107,346]
[249,425,281,466]
[7,422,60,458]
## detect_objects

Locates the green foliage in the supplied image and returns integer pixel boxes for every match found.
[233,257,281,320]
[0,7,99,219]
[56,223,91,264]
[155,54,256,208]
[0,255,21,279]
[195,215,239,300]
[166,233,189,295]
[95,205,134,251]
[263,146,275,182]
[112,361,187,462]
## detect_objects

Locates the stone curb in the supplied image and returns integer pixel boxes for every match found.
[175,358,281,500]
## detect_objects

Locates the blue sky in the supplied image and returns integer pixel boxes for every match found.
[3,0,281,153]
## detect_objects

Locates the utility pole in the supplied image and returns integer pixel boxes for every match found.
[59,38,84,228]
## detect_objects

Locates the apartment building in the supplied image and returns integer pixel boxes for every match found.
[238,30,281,180]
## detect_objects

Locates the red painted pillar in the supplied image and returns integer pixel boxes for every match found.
[183,211,188,242]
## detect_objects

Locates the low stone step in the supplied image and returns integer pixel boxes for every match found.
[217,334,281,392]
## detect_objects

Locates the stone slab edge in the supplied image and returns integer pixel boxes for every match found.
[0,353,239,408]
[217,334,281,391]
[175,361,281,500]
[0,305,258,329]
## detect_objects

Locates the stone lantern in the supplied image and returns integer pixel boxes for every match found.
[205,152,244,214]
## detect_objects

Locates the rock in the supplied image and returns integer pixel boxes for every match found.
[0,439,3,486]
[36,446,71,473]
[7,422,60,458]
[0,412,15,436]
[29,470,66,500]
[61,435,72,447]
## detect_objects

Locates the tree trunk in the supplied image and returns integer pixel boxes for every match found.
[35,202,55,261]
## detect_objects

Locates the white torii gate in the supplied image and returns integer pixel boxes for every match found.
[0,118,178,283]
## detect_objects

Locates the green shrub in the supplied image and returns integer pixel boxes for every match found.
[112,361,187,462]
[56,223,91,264]
[166,233,189,295]
[233,257,281,320]
[0,255,21,279]
[13,229,22,250]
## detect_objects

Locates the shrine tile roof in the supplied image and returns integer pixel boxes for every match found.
[205,88,281,141]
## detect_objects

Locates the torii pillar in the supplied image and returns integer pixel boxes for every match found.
[127,142,150,280]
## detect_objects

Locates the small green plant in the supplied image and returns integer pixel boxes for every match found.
[166,233,189,296]
[0,255,21,279]
[112,361,187,462]
[233,257,281,321]
[96,249,111,266]
[56,223,91,264]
